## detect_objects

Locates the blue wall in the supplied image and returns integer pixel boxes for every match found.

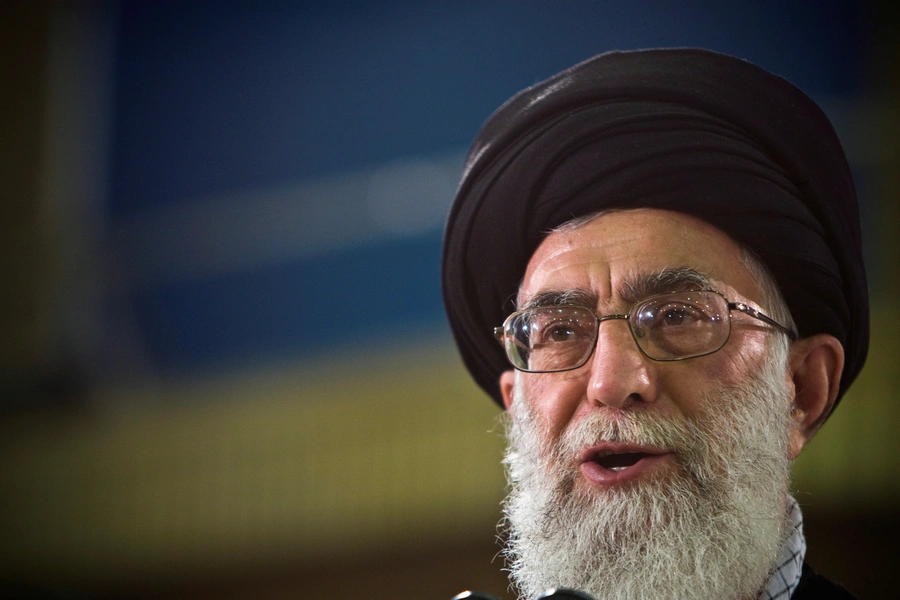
[107,1,865,376]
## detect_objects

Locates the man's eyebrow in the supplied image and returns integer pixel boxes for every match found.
[518,268,712,311]
[619,268,713,304]
[519,289,599,310]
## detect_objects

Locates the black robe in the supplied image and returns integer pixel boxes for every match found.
[793,563,857,599]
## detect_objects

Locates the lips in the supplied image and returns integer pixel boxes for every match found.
[593,451,652,471]
[580,443,674,485]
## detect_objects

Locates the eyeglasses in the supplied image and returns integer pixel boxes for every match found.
[493,290,797,373]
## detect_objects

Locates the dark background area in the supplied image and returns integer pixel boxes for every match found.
[2,1,897,598]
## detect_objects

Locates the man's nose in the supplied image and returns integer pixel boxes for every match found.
[585,319,658,410]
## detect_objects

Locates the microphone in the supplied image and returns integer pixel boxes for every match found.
[451,589,595,600]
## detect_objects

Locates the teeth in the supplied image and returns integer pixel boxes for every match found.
[609,466,627,472]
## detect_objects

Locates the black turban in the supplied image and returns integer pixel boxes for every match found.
[442,48,868,411]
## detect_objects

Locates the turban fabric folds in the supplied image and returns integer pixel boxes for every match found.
[442,48,868,411]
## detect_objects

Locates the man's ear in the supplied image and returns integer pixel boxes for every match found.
[786,334,844,459]
[500,370,517,413]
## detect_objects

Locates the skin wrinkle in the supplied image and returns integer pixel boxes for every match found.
[543,209,791,327]
[618,267,712,307]
[519,289,599,311]
[517,267,713,312]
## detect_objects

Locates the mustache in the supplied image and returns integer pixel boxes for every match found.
[552,408,706,468]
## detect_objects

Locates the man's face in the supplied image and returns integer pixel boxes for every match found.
[501,208,787,446]
[498,208,801,600]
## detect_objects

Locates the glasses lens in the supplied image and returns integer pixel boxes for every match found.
[505,306,597,372]
[631,291,730,360]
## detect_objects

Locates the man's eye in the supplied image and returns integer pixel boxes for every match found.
[656,304,703,327]
[534,318,588,344]
[661,308,687,325]
[547,325,576,342]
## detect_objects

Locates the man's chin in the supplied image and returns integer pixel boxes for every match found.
[504,474,787,600]
[502,359,795,600]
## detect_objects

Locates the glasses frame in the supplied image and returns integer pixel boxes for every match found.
[493,290,797,373]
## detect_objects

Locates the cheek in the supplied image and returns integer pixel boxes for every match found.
[718,333,771,381]
[668,334,771,415]
[520,372,586,439]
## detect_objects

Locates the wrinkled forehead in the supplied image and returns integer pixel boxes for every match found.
[517,208,764,309]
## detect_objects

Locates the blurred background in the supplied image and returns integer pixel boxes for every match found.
[1,1,897,598]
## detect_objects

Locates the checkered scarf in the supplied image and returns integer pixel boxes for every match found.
[759,496,807,599]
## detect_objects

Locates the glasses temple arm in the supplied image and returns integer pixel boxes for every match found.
[729,302,798,341]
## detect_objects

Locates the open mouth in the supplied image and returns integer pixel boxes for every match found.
[579,444,673,485]
[591,451,652,472]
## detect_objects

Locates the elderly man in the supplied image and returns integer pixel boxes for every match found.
[442,49,866,600]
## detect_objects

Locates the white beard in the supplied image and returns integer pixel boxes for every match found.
[501,353,795,600]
